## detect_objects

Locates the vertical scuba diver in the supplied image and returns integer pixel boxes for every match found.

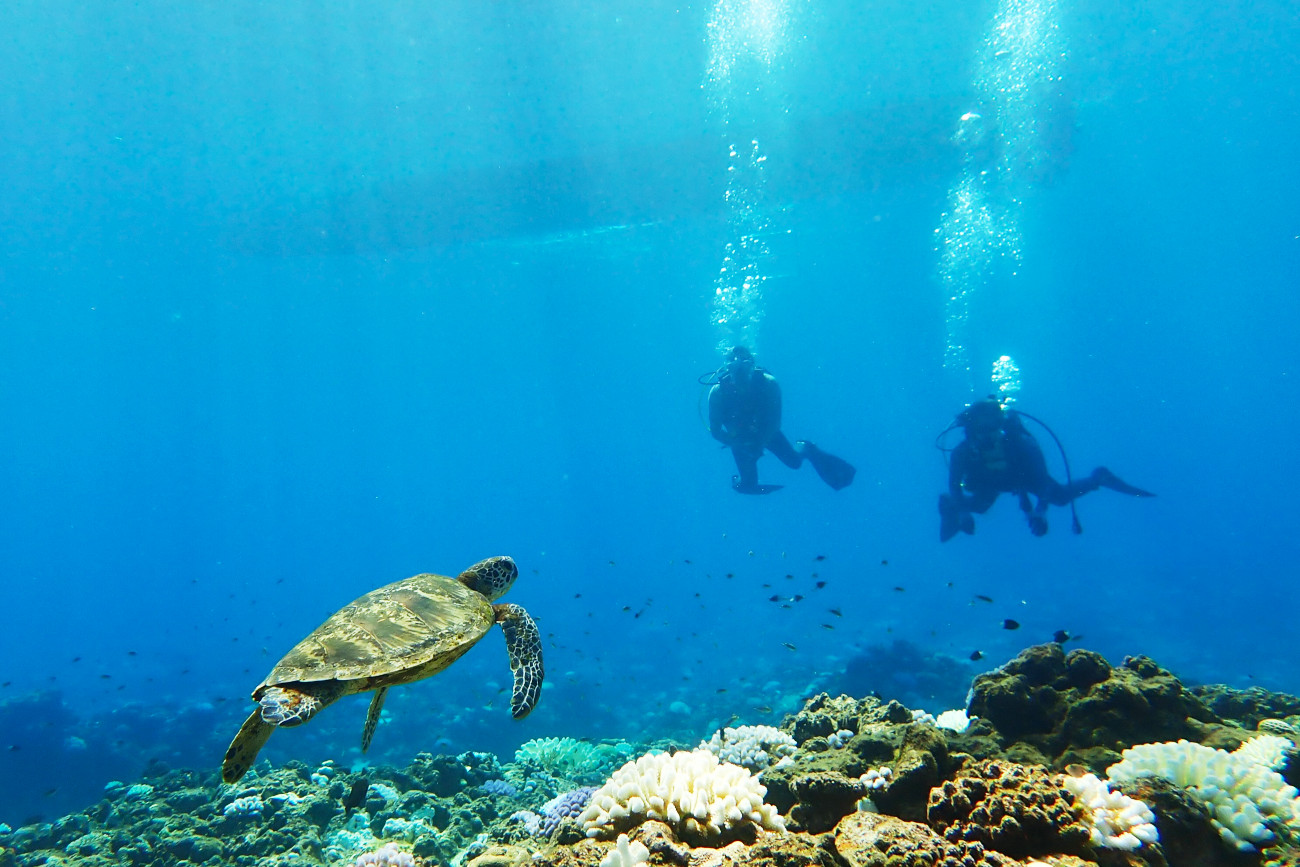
[702,347,856,495]
[937,397,1154,540]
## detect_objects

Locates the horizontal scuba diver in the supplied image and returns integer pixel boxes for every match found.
[704,347,855,495]
[938,397,1154,540]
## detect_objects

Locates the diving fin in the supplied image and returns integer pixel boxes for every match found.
[799,442,856,490]
[1093,467,1155,497]
[732,476,784,495]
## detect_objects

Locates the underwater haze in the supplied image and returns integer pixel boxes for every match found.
[1,0,1298,829]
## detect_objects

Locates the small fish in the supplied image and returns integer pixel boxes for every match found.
[753,705,773,714]
[633,610,644,619]
[815,580,826,589]
[782,642,797,651]
[574,593,581,598]
[815,555,826,561]
[821,623,835,630]
[1003,619,1021,630]
[44,788,58,797]
[780,604,792,609]
[715,688,727,693]
[608,561,616,566]
[829,607,843,617]
[892,586,905,592]
[768,595,780,602]
[127,651,137,656]
[792,594,804,602]
[1052,629,1071,644]
[785,573,794,579]
[342,779,369,814]
[970,650,984,661]
[725,573,734,578]
[72,657,81,663]
[975,594,994,603]
[684,560,693,565]
[622,606,631,612]
[762,583,772,588]
[881,559,889,566]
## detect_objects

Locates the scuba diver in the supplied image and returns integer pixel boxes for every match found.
[703,347,856,495]
[937,397,1154,540]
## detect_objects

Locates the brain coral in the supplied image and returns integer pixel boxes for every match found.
[578,748,785,845]
[926,759,1091,859]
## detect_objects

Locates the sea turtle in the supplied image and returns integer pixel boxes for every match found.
[221,556,543,784]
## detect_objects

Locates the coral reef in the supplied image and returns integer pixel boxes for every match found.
[9,643,1300,867]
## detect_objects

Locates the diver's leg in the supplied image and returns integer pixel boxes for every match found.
[1090,467,1155,497]
[766,432,804,469]
[730,443,762,492]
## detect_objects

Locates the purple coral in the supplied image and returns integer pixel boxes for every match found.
[479,778,519,798]
[353,843,415,867]
[540,787,597,836]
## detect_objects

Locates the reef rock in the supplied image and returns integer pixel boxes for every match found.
[926,760,1090,860]
[833,810,1022,867]
[964,644,1226,769]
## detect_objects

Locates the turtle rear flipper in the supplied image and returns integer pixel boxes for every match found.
[361,687,389,752]
[495,603,544,718]
[222,709,276,783]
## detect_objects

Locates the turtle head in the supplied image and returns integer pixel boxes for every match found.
[459,556,518,601]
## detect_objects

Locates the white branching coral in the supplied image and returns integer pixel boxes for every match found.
[1106,737,1300,851]
[579,748,786,843]
[599,834,649,867]
[935,709,974,733]
[701,725,796,771]
[1060,771,1158,850]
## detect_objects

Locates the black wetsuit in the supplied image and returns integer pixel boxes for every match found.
[948,413,1097,533]
[708,369,803,491]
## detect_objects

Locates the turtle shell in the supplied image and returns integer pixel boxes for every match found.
[259,573,494,688]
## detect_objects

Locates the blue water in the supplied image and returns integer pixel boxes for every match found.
[1,0,1297,826]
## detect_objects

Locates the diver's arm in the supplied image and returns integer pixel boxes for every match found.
[708,386,733,445]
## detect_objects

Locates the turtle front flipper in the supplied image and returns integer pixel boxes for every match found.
[259,683,343,726]
[361,687,388,752]
[222,709,276,784]
[494,603,543,719]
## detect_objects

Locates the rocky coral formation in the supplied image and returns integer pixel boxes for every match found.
[760,693,950,829]
[961,644,1238,771]
[927,760,1091,859]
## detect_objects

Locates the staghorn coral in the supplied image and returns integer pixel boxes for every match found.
[1106,737,1300,851]
[926,760,1091,859]
[578,749,785,845]
[1058,770,1157,850]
